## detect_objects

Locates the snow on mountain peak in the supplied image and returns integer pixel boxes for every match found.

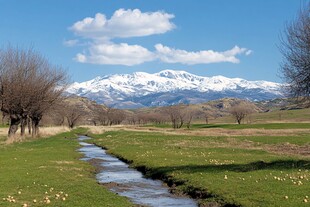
[66,70,283,108]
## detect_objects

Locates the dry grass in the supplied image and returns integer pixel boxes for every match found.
[181,128,310,137]
[86,125,310,137]
[2,126,70,145]
[39,126,70,137]
[0,128,8,137]
[85,125,128,134]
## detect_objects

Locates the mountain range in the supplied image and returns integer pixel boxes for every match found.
[66,70,284,109]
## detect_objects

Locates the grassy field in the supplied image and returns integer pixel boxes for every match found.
[210,108,310,124]
[144,122,310,130]
[90,129,310,207]
[0,128,133,207]
[192,122,310,129]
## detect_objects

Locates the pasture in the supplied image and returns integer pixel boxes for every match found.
[0,128,133,207]
[89,124,310,207]
[0,109,309,206]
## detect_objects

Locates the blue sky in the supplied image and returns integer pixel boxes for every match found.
[0,0,304,83]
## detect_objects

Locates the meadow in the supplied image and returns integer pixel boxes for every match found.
[89,125,310,207]
[0,108,309,207]
[0,128,133,207]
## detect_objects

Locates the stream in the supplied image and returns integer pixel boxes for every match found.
[78,136,198,207]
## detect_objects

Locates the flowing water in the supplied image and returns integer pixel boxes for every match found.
[78,136,197,207]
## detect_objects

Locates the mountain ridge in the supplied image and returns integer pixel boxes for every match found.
[66,70,284,109]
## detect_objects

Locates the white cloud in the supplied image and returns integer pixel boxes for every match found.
[63,39,79,47]
[155,44,251,65]
[67,9,252,66]
[245,50,253,56]
[75,43,156,66]
[70,9,175,40]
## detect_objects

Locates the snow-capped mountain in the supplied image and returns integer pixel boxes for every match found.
[66,70,283,108]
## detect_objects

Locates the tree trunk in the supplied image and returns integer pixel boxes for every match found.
[20,117,26,136]
[69,122,74,129]
[178,119,183,128]
[27,117,32,135]
[31,116,41,137]
[172,119,176,129]
[20,115,30,137]
[8,115,21,137]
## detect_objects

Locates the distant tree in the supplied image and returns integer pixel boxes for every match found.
[136,112,149,125]
[164,105,186,129]
[200,106,215,124]
[126,113,138,125]
[184,108,202,129]
[229,102,254,124]
[0,46,67,137]
[107,108,126,125]
[63,103,85,129]
[147,112,167,125]
[279,3,310,103]
[92,104,108,126]
[163,104,198,129]
[184,110,194,129]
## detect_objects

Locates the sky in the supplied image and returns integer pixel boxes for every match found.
[0,0,305,83]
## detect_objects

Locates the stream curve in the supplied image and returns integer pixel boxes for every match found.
[78,136,197,207]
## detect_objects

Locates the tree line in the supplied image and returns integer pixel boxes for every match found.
[35,98,255,129]
[0,46,67,137]
[0,46,256,138]
[1,0,309,139]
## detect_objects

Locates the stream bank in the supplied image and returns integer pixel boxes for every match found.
[78,135,198,207]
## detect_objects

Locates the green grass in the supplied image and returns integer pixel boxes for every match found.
[146,122,310,130]
[90,131,310,207]
[0,135,6,145]
[212,108,310,124]
[236,135,310,145]
[191,122,310,129]
[0,128,133,207]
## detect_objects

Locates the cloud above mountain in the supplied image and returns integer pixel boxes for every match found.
[67,8,252,66]
[155,44,251,64]
[70,9,175,40]
[75,43,155,66]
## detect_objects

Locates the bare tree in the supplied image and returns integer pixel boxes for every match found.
[200,106,216,124]
[107,108,126,125]
[59,101,85,129]
[93,105,109,125]
[229,102,254,124]
[280,3,310,102]
[0,46,67,137]
[126,113,138,125]
[203,111,213,124]
[164,104,198,129]
[28,68,67,136]
[184,110,194,129]
[164,105,185,129]
[136,113,150,125]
